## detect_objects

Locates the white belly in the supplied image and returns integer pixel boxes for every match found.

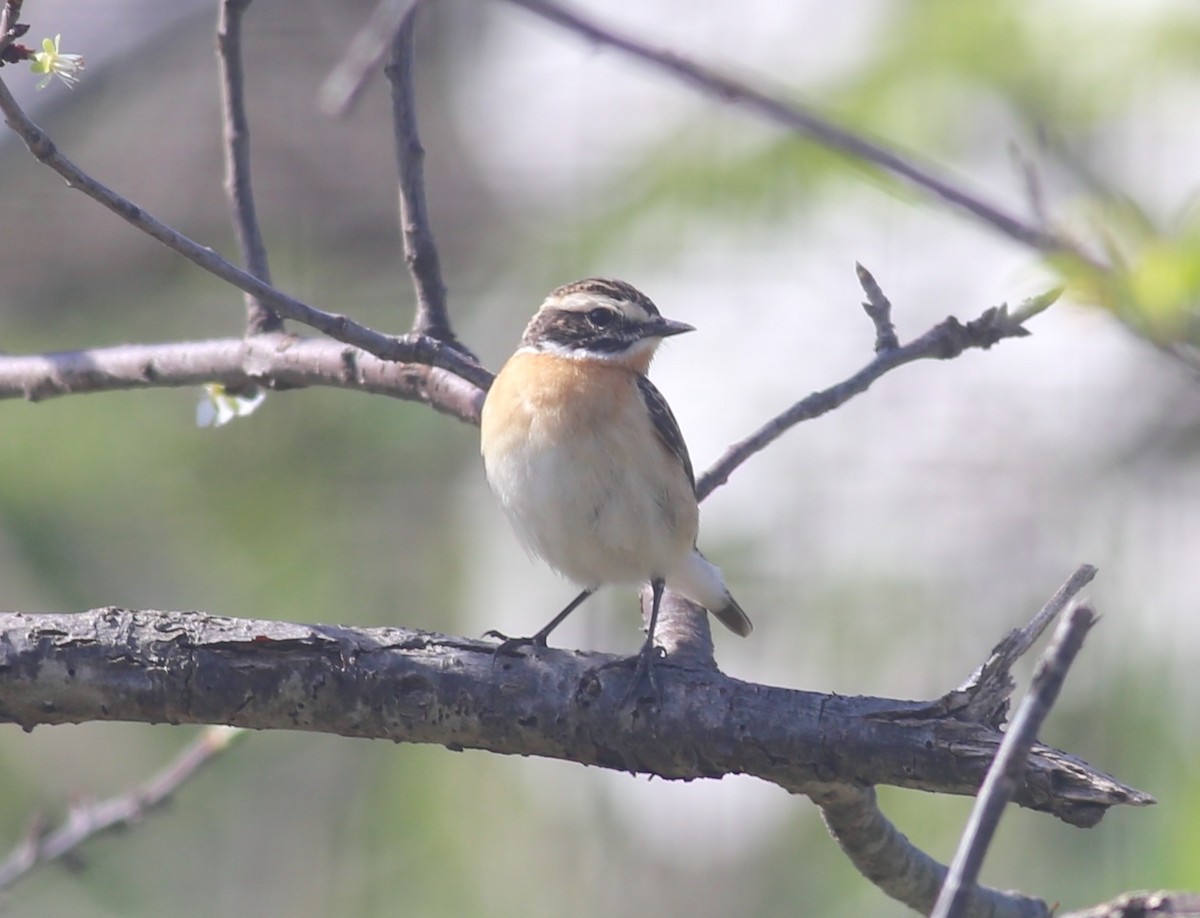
[480,354,698,590]
[485,423,695,589]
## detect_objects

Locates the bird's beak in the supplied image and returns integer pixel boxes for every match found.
[645,317,695,339]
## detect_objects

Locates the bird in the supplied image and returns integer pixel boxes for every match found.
[479,277,752,683]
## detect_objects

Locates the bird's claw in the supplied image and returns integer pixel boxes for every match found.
[587,641,665,706]
[484,630,547,664]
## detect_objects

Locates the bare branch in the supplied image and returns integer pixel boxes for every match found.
[0,726,245,892]
[386,2,471,351]
[932,605,1098,918]
[1062,892,1200,918]
[217,0,281,333]
[0,73,492,392]
[808,568,1104,916]
[812,783,1049,918]
[0,335,484,424]
[696,277,1060,501]
[0,1,23,58]
[499,0,1102,267]
[0,609,1151,829]
[638,590,715,670]
[938,564,1098,728]
[318,0,420,117]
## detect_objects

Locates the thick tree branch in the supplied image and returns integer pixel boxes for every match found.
[0,74,492,392]
[217,0,281,334]
[0,726,244,892]
[499,0,1103,269]
[806,565,1099,918]
[0,335,484,423]
[0,608,1150,828]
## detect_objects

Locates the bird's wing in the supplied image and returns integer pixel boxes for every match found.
[637,374,695,492]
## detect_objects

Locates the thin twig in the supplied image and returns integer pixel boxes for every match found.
[318,0,419,117]
[0,1,23,58]
[386,2,470,351]
[696,283,1061,501]
[0,73,492,391]
[0,726,245,891]
[857,262,900,353]
[500,0,1103,268]
[932,605,1099,918]
[217,0,281,334]
[0,336,485,423]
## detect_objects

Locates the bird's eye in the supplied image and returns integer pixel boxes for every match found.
[588,308,614,328]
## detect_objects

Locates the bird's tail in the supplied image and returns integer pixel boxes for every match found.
[675,551,754,637]
[711,596,753,637]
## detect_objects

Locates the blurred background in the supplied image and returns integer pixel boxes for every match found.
[2,0,1199,915]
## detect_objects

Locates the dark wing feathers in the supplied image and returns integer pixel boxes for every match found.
[637,375,695,492]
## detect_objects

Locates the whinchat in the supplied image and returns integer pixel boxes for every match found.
[480,278,752,677]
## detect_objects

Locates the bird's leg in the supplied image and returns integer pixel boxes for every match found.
[584,579,667,704]
[486,587,594,658]
[624,578,666,701]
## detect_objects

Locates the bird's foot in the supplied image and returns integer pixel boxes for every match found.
[483,629,547,664]
[588,639,665,706]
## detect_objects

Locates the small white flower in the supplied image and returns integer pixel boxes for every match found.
[30,34,85,89]
[196,383,265,428]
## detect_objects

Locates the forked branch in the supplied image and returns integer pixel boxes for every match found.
[696,267,1058,500]
[0,72,491,391]
[0,727,245,891]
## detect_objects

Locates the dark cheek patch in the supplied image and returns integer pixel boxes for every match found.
[525,309,639,353]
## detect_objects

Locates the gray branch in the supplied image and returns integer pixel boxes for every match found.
[0,72,492,392]
[217,0,281,333]
[0,726,245,891]
[0,608,1150,828]
[696,274,1059,501]
[813,783,1048,918]
[0,334,484,424]
[387,2,468,350]
[499,0,1102,267]
[1062,892,1200,918]
[932,605,1097,918]
[796,565,1112,918]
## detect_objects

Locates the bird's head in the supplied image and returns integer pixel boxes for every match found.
[521,278,694,373]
